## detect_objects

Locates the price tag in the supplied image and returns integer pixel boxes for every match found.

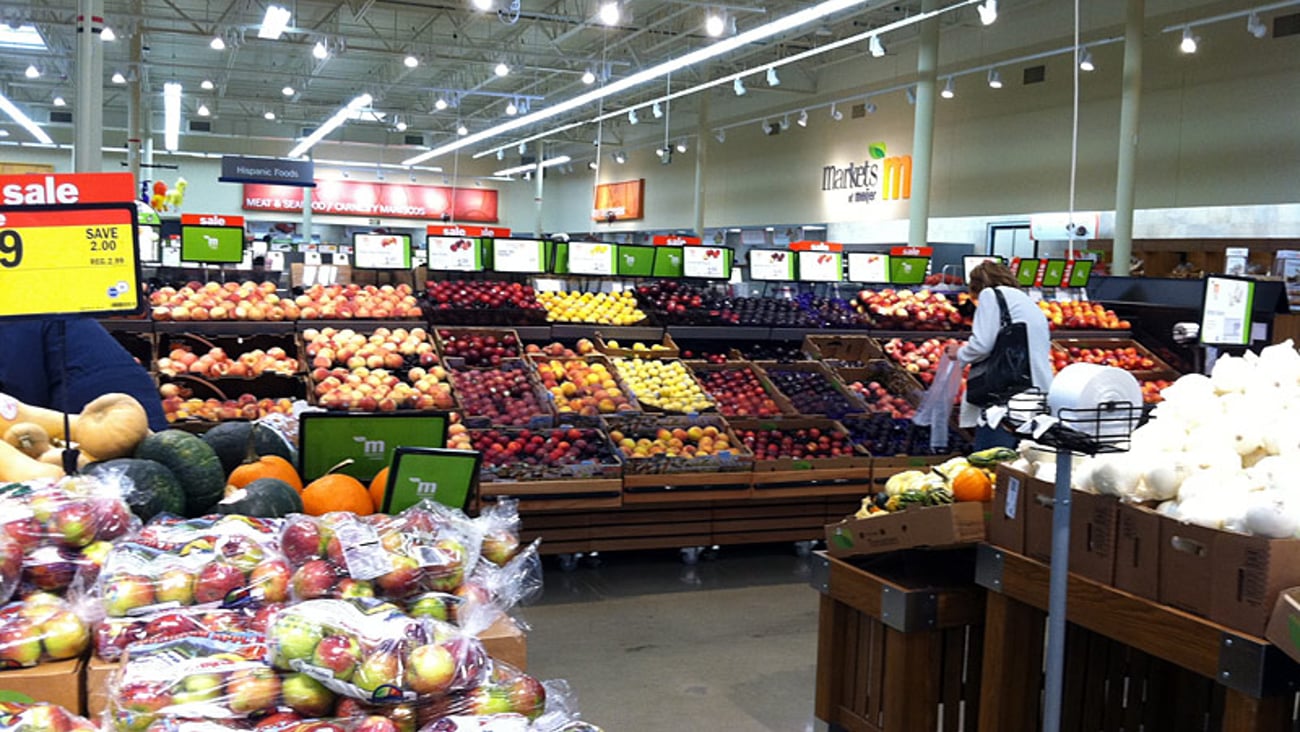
[683,246,729,279]
[161,244,181,267]
[267,252,285,271]
[568,241,615,276]
[749,250,794,282]
[0,202,141,318]
[353,234,410,269]
[331,253,349,266]
[304,251,322,266]
[847,253,890,284]
[427,236,481,272]
[493,239,545,273]
[798,251,843,282]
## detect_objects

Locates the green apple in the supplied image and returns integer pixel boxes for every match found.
[271,614,324,668]
[39,609,89,660]
[281,672,336,717]
[154,568,196,605]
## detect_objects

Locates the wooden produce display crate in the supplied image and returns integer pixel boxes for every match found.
[606,414,753,475]
[595,331,679,359]
[729,418,872,499]
[470,425,624,511]
[814,549,985,732]
[802,333,885,364]
[432,327,525,367]
[831,359,926,407]
[753,360,869,419]
[448,359,555,429]
[158,373,306,425]
[155,330,304,377]
[528,353,643,426]
[1050,337,1178,379]
[685,361,798,417]
[608,356,717,414]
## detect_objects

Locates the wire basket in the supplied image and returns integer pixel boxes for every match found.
[997,389,1141,456]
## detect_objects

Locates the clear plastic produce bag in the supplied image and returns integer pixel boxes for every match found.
[0,591,91,667]
[0,700,98,731]
[912,352,964,451]
[94,603,283,661]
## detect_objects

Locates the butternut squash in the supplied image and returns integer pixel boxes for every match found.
[0,392,150,460]
[3,423,51,459]
[0,439,64,482]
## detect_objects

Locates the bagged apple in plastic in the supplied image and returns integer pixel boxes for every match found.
[0,700,98,731]
[0,592,91,668]
[142,714,413,732]
[0,533,20,605]
[267,597,489,705]
[93,603,283,661]
[475,499,521,567]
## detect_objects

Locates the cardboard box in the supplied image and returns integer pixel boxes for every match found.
[1023,473,1057,563]
[0,657,84,714]
[825,502,987,558]
[480,616,527,671]
[987,465,1044,556]
[1265,588,1300,664]
[1157,516,1220,618]
[1069,491,1119,585]
[1113,502,1161,600]
[85,657,118,718]
[1211,533,1300,637]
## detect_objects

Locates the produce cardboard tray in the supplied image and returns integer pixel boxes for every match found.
[529,353,644,425]
[0,657,85,714]
[752,361,869,418]
[825,502,988,558]
[433,327,525,366]
[1050,337,1177,377]
[685,361,798,417]
[802,334,885,364]
[596,331,679,359]
[449,359,555,429]
[155,331,304,377]
[727,418,870,472]
[608,356,717,414]
[605,413,753,475]
[468,426,623,482]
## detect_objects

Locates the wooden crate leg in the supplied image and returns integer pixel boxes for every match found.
[815,594,843,725]
[1221,689,1291,732]
[882,626,942,732]
[977,592,1045,732]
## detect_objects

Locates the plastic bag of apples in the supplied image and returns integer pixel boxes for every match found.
[0,700,97,731]
[0,591,91,668]
[0,475,140,596]
[93,603,283,662]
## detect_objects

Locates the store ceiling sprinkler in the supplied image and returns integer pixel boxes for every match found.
[977,0,997,26]
[796,109,808,127]
[987,68,1003,88]
[1247,12,1267,39]
[868,35,885,58]
[1078,48,1094,72]
[733,77,746,96]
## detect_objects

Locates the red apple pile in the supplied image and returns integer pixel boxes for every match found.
[1038,301,1129,330]
[157,345,299,378]
[150,282,297,322]
[460,427,617,480]
[159,385,295,423]
[847,381,918,419]
[734,426,855,460]
[424,280,544,312]
[851,289,966,330]
[523,341,583,359]
[882,338,963,386]
[294,283,422,320]
[1051,345,1157,373]
[438,330,521,367]
[450,364,550,426]
[0,592,91,667]
[693,367,786,417]
[923,273,963,286]
[0,479,137,596]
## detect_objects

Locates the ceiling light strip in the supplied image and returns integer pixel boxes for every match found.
[0,92,53,144]
[1159,0,1298,32]
[403,0,887,165]
[288,93,374,158]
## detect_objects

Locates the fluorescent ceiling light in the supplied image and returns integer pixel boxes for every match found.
[258,5,292,40]
[1180,27,1198,53]
[24,65,39,79]
[403,0,876,166]
[733,77,746,96]
[705,11,726,37]
[457,123,468,135]
[313,41,328,59]
[197,103,210,117]
[100,27,116,42]
[404,55,419,68]
[869,35,885,57]
[111,72,127,84]
[163,82,182,152]
[472,0,493,9]
[599,2,620,26]
[210,36,225,50]
[797,109,808,127]
[494,62,510,77]
[0,92,53,144]
[201,79,214,90]
[766,67,780,86]
[0,24,46,51]
[282,86,295,96]
[582,69,596,84]
[287,93,372,157]
[1078,48,1094,71]
[940,77,955,98]
[52,96,66,107]
[977,0,997,26]
[434,97,448,111]
[987,68,1003,88]
[264,111,276,120]
[495,155,572,177]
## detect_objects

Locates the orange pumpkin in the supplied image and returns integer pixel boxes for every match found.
[301,473,374,516]
[951,466,993,502]
[229,455,303,494]
[369,467,390,514]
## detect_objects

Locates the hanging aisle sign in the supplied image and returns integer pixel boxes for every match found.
[889,246,931,285]
[0,172,141,319]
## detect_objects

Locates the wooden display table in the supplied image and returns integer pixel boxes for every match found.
[974,544,1300,731]
[812,549,985,732]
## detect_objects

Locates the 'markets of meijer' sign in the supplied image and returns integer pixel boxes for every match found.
[821,142,913,205]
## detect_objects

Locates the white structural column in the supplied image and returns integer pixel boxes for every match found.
[74,0,104,172]
[302,186,314,242]
[693,92,710,239]
[1111,0,1144,276]
[906,0,940,249]
[534,148,546,237]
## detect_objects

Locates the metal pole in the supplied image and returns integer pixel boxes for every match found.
[906,0,940,249]
[74,0,104,172]
[126,10,142,184]
[693,92,710,240]
[534,155,546,238]
[1111,0,1144,277]
[1043,456,1075,732]
[302,187,314,242]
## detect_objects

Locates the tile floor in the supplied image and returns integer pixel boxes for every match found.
[522,545,822,732]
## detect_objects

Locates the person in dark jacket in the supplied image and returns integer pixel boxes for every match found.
[0,318,168,431]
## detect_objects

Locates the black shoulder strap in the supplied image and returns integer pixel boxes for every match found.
[992,287,1012,328]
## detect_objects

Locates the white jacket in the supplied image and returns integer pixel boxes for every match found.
[955,286,1054,428]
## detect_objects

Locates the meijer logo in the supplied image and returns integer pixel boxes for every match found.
[353,436,386,456]
[821,142,912,204]
[409,476,439,497]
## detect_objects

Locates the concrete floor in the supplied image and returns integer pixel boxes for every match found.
[521,545,822,732]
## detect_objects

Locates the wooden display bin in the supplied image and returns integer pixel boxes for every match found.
[753,360,869,418]
[155,331,303,375]
[727,418,871,498]
[595,331,678,359]
[814,549,985,732]
[1050,337,1177,380]
[433,327,524,365]
[684,361,798,417]
[802,334,885,364]
[0,657,85,715]
[478,478,623,512]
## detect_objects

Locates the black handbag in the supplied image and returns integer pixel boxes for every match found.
[965,287,1033,408]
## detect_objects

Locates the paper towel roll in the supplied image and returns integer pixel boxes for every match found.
[1047,363,1143,440]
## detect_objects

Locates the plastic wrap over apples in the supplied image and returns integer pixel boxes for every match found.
[268,597,490,705]
[0,700,98,731]
[0,533,19,606]
[94,603,285,661]
[475,499,521,567]
[278,503,482,604]
[0,476,139,595]
[408,540,542,636]
[142,713,419,732]
[412,660,550,726]
[0,591,90,668]
[89,515,290,619]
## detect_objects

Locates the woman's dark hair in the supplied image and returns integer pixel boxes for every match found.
[968,261,1019,296]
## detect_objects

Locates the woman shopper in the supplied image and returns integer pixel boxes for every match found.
[948,261,1053,450]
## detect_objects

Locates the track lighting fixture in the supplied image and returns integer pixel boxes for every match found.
[675,139,688,153]
[1247,12,1267,39]
[733,77,746,96]
[829,103,842,121]
[714,129,725,143]
[1180,27,1198,54]
[869,35,885,58]
[940,77,955,99]
[977,0,997,26]
[905,86,916,105]
[652,102,663,119]
[780,114,790,130]
[987,68,1003,88]
[613,151,627,164]
[766,67,780,86]
[1078,48,1094,72]
[864,101,877,114]
[797,109,808,127]
[628,109,638,124]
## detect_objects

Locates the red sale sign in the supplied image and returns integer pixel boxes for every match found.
[243,180,498,223]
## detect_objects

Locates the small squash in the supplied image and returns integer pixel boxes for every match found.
[951,466,994,503]
[301,471,373,517]
[0,391,150,460]
[368,467,390,514]
[4,423,51,459]
[217,478,304,518]
[202,422,298,476]
[0,439,64,482]
[229,455,303,494]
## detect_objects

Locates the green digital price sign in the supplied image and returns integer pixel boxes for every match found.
[652,246,684,277]
[890,256,928,285]
[1015,259,1040,287]
[617,244,656,276]
[181,225,244,264]
[1040,259,1068,288]
[298,412,448,483]
[1067,260,1094,287]
[381,447,481,513]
